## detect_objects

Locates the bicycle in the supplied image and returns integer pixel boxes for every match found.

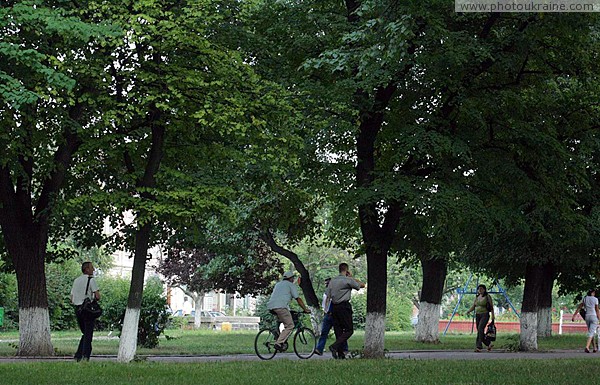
[254,310,316,360]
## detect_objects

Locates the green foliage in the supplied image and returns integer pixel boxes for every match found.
[0,271,17,331]
[385,293,413,331]
[351,293,367,329]
[97,276,170,348]
[96,276,130,331]
[46,260,81,331]
[350,291,412,331]
[137,277,171,348]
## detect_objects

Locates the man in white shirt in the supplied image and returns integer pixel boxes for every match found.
[70,261,100,362]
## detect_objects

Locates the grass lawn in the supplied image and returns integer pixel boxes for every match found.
[0,359,595,385]
[0,329,588,356]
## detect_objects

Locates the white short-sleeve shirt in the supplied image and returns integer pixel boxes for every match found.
[71,275,99,305]
[584,296,598,319]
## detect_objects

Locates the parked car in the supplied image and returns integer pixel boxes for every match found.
[210,311,226,317]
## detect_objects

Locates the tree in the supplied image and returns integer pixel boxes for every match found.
[243,2,600,355]
[158,226,282,328]
[59,0,303,362]
[456,15,600,350]
[0,1,117,355]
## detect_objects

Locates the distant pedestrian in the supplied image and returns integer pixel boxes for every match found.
[70,261,101,362]
[326,263,365,359]
[315,277,348,356]
[266,271,311,352]
[572,289,600,353]
[466,284,494,352]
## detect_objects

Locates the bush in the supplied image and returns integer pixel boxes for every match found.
[351,292,413,331]
[351,293,367,329]
[0,272,18,331]
[385,293,413,331]
[96,275,170,348]
[47,260,81,330]
[137,277,171,348]
[254,296,278,330]
[1,259,83,331]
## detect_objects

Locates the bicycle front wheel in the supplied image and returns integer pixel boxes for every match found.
[254,329,278,360]
[293,327,316,359]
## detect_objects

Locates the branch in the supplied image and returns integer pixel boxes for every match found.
[259,228,320,308]
[35,102,84,224]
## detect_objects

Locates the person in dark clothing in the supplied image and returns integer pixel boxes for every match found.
[315,278,348,355]
[325,263,365,359]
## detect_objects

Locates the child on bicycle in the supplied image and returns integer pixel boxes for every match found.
[267,271,311,352]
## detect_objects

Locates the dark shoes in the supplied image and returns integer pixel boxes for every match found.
[329,345,338,359]
[329,345,345,359]
[274,342,288,352]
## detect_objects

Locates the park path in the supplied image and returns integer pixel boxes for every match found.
[0,349,598,363]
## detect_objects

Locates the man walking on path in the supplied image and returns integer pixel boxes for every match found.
[70,261,101,362]
[267,271,311,352]
[326,263,365,359]
[315,277,348,356]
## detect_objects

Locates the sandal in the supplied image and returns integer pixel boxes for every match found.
[585,348,590,353]
[487,344,493,352]
[474,348,482,353]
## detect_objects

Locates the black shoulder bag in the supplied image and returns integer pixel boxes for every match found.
[485,321,497,342]
[78,276,102,319]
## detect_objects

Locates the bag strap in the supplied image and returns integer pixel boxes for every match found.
[84,276,92,298]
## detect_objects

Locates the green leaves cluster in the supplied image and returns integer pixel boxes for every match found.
[98,275,170,348]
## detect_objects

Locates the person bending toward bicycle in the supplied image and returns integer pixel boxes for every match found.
[267,271,311,352]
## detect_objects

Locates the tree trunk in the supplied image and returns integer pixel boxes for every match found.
[537,307,552,338]
[117,222,152,362]
[537,265,555,337]
[0,119,82,356]
[364,250,387,358]
[15,248,54,356]
[520,262,553,351]
[415,257,447,343]
[520,311,538,351]
[117,123,163,361]
[194,294,205,329]
[13,240,54,356]
[117,118,164,362]
[0,214,54,356]
[355,94,399,358]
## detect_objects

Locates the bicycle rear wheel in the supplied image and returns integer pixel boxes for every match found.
[254,329,278,360]
[293,327,316,359]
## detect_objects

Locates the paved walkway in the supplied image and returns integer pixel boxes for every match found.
[0,349,598,363]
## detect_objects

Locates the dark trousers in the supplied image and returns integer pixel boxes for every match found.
[316,312,348,353]
[330,301,353,354]
[74,308,95,360]
[475,312,491,349]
